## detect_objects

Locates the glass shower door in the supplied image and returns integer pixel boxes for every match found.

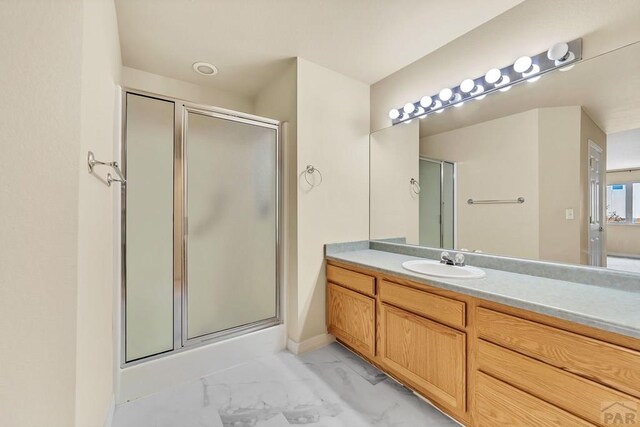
[184,110,278,341]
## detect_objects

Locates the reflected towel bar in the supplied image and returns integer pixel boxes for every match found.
[467,197,525,205]
[87,151,126,187]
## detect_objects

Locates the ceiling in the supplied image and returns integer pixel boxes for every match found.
[114,0,523,98]
[608,128,640,170]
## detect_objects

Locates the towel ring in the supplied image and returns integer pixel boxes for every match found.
[304,165,323,187]
[410,178,421,194]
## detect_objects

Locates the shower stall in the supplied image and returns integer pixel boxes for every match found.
[121,91,281,365]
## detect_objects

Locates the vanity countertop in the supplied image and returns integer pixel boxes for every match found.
[326,248,640,340]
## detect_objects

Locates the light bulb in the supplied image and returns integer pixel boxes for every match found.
[547,42,569,61]
[460,79,475,93]
[420,95,433,108]
[559,52,576,70]
[433,100,443,113]
[403,103,415,114]
[439,88,453,102]
[498,75,511,92]
[514,56,533,73]
[415,106,425,117]
[548,42,576,69]
[485,68,503,84]
[388,108,400,120]
[471,84,485,100]
[524,64,541,82]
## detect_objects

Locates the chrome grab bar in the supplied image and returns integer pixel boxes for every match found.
[467,197,524,205]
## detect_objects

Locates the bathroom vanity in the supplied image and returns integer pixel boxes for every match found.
[325,242,640,426]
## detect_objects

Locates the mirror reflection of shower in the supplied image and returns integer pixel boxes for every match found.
[419,158,455,249]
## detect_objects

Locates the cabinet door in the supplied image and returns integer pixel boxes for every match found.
[327,283,375,358]
[379,303,466,413]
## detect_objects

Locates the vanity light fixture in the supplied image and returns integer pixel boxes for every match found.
[389,38,582,124]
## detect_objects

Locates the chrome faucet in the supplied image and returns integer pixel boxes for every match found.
[440,251,465,267]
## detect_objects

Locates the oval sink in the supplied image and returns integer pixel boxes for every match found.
[402,260,486,279]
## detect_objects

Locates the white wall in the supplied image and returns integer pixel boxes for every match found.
[421,110,540,259]
[121,66,254,114]
[370,121,419,243]
[294,59,370,343]
[254,59,298,342]
[538,107,583,265]
[0,1,83,426]
[76,0,122,425]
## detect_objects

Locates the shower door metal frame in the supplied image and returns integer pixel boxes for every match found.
[419,156,457,248]
[180,106,282,347]
[120,88,283,367]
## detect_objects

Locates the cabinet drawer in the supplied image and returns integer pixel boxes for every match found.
[379,280,465,328]
[326,264,375,296]
[477,307,640,398]
[478,339,640,426]
[380,303,466,413]
[476,372,596,426]
[327,283,375,358]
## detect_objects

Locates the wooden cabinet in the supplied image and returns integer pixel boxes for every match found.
[477,339,640,426]
[379,303,466,414]
[477,307,640,398]
[325,260,640,427]
[326,282,375,358]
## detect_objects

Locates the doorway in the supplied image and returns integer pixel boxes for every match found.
[588,140,604,266]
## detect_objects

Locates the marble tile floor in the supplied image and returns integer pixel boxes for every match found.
[607,256,640,274]
[113,342,460,427]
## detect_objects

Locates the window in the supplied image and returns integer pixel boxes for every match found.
[634,183,640,223]
[607,182,640,224]
[607,184,626,222]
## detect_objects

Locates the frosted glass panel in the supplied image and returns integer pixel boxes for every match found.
[186,113,277,339]
[419,160,441,247]
[125,94,174,361]
[442,162,455,249]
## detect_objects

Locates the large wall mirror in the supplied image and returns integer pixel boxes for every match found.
[370,40,640,275]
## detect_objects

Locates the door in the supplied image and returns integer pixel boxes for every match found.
[184,110,279,342]
[588,141,604,266]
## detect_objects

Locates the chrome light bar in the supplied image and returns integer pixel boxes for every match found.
[389,39,582,125]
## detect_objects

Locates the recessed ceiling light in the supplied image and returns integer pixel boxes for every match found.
[192,62,218,76]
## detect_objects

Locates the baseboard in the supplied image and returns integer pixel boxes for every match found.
[287,333,335,355]
[608,252,640,260]
[103,394,115,427]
